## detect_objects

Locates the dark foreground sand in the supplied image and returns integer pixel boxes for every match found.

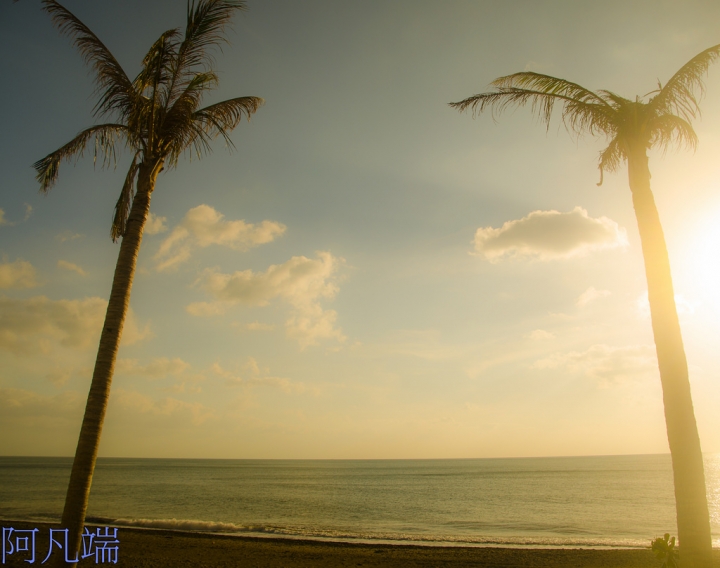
[4,521,719,568]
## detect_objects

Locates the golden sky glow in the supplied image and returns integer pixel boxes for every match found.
[1,0,719,459]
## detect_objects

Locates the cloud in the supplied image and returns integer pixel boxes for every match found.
[576,286,611,307]
[285,304,343,347]
[122,310,153,345]
[188,251,345,347]
[116,358,204,396]
[229,320,277,331]
[376,329,474,362]
[0,295,150,355]
[55,231,84,242]
[211,359,308,394]
[636,292,695,319]
[472,207,627,261]
[245,321,275,331]
[0,206,33,226]
[196,252,340,307]
[185,301,228,317]
[113,389,214,426]
[0,260,38,289]
[154,205,286,271]
[0,387,83,419]
[144,212,168,235]
[533,344,657,384]
[57,260,87,277]
[116,357,190,379]
[46,368,74,387]
[528,329,554,340]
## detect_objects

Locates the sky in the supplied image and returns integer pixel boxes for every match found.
[1,0,720,459]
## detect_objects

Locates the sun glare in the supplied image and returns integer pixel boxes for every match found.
[675,205,720,314]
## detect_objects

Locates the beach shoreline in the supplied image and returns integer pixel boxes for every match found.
[5,520,718,567]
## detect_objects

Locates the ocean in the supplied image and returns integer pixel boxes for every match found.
[1,454,719,549]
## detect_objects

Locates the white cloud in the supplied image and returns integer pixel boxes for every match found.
[0,295,150,355]
[0,260,38,289]
[0,206,33,226]
[472,207,627,261]
[144,212,168,235]
[154,205,286,271]
[576,286,611,307]
[46,368,73,387]
[533,344,657,384]
[0,387,83,419]
[57,260,87,277]
[245,321,275,331]
[211,359,308,394]
[116,358,204,396]
[528,329,554,340]
[116,357,190,379]
[286,304,343,347]
[372,329,470,362]
[636,292,696,319]
[166,382,202,394]
[122,310,153,345]
[55,231,84,243]
[185,301,228,317]
[113,389,214,426]
[189,251,345,348]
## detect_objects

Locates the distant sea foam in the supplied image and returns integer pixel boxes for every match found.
[2,454,719,549]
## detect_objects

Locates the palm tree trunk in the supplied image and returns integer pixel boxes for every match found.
[56,161,160,567]
[627,145,713,568]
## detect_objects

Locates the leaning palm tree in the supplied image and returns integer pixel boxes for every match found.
[34,0,262,563]
[451,45,719,568]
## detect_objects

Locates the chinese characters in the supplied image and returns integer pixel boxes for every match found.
[2,526,119,565]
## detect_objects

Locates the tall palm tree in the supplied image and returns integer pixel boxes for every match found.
[451,45,719,568]
[34,1,262,564]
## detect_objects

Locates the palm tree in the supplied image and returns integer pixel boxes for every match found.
[450,45,719,568]
[34,1,262,563]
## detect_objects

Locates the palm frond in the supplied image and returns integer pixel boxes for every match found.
[41,0,135,121]
[163,0,247,108]
[648,114,698,154]
[596,135,625,186]
[158,71,219,151]
[33,124,129,193]
[451,85,615,139]
[180,0,247,71]
[133,28,181,98]
[194,95,263,142]
[652,43,720,120]
[167,71,220,118]
[110,153,140,242]
[595,89,632,109]
[165,95,263,165]
[492,73,610,107]
[127,29,181,152]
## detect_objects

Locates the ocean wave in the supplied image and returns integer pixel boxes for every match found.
[88,517,247,533]
[90,517,651,549]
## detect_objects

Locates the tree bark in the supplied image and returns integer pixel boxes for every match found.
[55,161,161,567]
[627,145,713,568]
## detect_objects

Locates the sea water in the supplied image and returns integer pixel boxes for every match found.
[1,454,719,548]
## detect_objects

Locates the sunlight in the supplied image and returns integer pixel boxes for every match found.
[674,205,720,314]
[704,453,720,547]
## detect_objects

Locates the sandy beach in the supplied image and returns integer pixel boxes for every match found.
[5,521,719,568]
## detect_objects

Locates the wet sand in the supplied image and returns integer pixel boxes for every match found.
[3,521,718,567]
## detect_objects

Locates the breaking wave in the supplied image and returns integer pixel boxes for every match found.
[86,516,650,549]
